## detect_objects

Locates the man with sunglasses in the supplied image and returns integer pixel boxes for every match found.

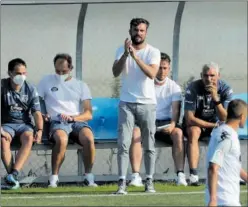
[1,58,43,189]
[183,62,233,186]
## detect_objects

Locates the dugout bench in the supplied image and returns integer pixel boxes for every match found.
[9,97,247,183]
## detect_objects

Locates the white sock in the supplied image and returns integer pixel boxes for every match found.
[132,173,139,178]
[146,175,153,179]
[119,176,126,180]
[50,174,58,181]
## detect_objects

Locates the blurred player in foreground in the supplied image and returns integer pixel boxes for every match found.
[206,99,248,206]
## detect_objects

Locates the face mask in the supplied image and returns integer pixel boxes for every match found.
[155,77,166,84]
[55,73,70,82]
[13,75,26,86]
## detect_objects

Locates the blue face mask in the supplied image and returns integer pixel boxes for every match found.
[13,74,26,86]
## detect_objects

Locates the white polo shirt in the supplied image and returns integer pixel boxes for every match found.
[205,124,241,206]
[37,74,92,120]
[155,77,182,120]
[115,44,160,104]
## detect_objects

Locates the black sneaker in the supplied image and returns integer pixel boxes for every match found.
[145,178,156,193]
[4,174,20,190]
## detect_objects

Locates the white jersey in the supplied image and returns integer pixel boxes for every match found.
[205,124,241,206]
[155,77,182,120]
[37,74,92,120]
[115,44,160,104]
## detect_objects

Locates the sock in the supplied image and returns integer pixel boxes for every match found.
[50,174,59,181]
[132,172,139,178]
[176,170,184,176]
[11,169,19,180]
[190,168,198,175]
[146,175,153,180]
[119,176,126,180]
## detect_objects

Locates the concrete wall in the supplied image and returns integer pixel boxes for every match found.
[1,1,247,96]
[1,1,247,181]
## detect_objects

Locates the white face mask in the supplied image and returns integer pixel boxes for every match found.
[13,74,26,86]
[155,77,166,84]
[55,73,70,82]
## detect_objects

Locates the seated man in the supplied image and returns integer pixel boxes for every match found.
[184,62,233,186]
[129,52,187,186]
[1,58,43,189]
[38,53,97,188]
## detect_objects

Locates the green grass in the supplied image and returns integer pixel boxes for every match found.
[1,183,205,194]
[1,183,248,206]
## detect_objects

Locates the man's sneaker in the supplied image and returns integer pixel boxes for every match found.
[176,172,188,186]
[48,175,59,188]
[129,174,144,187]
[145,178,156,193]
[115,179,127,195]
[4,174,20,190]
[83,173,98,187]
[189,174,200,186]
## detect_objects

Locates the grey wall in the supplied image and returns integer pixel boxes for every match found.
[1,1,247,97]
[178,2,247,92]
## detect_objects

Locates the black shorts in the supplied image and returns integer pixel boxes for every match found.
[183,126,212,141]
[155,120,182,145]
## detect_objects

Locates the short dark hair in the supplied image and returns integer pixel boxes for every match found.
[8,58,26,72]
[53,53,73,69]
[227,99,247,120]
[161,52,171,63]
[130,18,150,29]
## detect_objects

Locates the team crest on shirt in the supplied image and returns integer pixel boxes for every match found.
[21,95,28,102]
[51,87,58,92]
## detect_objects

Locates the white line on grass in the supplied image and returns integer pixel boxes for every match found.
[2,190,247,200]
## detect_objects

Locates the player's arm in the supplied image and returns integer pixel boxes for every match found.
[184,86,216,128]
[112,39,131,77]
[133,59,159,79]
[185,110,216,128]
[215,87,233,121]
[171,100,181,125]
[72,99,92,122]
[171,87,183,126]
[112,55,128,77]
[30,88,43,143]
[208,162,219,206]
[129,46,160,79]
[240,168,248,183]
[30,88,43,130]
[208,136,232,206]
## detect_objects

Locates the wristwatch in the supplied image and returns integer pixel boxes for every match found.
[36,129,43,132]
[213,100,221,106]
[123,52,129,57]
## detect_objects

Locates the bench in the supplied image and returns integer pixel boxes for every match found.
[9,97,247,183]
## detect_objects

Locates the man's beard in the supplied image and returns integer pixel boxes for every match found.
[131,35,145,45]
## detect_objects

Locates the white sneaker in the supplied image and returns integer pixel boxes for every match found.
[176,172,187,186]
[48,175,59,188]
[83,173,98,187]
[129,174,144,187]
[189,174,200,186]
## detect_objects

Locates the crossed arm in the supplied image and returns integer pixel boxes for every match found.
[112,57,159,79]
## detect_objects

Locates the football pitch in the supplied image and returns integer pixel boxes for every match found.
[1,183,248,206]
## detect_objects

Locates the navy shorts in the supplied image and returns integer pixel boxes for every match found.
[1,123,34,139]
[49,121,92,140]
